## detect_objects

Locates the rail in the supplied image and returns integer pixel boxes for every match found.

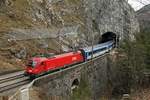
[0,71,30,95]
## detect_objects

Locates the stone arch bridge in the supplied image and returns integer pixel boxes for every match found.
[9,52,115,100]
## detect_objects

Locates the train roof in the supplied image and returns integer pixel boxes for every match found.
[54,51,81,58]
[81,41,113,52]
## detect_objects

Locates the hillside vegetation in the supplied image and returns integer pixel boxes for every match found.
[112,5,150,97]
[112,29,150,99]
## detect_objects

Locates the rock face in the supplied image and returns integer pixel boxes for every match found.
[136,4,150,31]
[0,0,139,70]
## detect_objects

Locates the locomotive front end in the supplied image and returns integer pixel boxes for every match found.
[25,59,38,75]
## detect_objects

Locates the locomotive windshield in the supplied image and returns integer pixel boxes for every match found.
[27,60,37,68]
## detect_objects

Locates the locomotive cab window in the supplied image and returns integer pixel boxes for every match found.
[27,61,37,68]
[40,62,46,66]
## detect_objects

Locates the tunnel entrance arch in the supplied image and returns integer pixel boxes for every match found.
[100,32,117,43]
[100,32,119,47]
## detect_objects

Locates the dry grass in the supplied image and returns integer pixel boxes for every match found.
[131,88,150,100]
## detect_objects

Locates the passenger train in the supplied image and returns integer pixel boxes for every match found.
[25,41,115,78]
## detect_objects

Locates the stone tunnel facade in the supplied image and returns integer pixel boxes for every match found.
[26,54,110,100]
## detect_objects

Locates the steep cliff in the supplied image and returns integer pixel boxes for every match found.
[137,4,150,31]
[0,0,139,71]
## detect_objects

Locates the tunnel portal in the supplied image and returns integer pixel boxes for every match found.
[100,32,117,43]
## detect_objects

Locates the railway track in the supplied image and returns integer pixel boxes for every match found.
[0,71,31,94]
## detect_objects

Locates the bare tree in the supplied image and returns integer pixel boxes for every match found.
[135,0,150,5]
[136,0,147,5]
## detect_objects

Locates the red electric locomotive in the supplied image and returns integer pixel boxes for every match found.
[26,51,84,78]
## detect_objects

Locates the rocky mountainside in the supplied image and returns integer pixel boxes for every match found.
[136,4,150,31]
[0,0,139,72]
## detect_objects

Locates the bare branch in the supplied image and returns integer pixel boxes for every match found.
[135,0,150,5]
[136,0,147,5]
